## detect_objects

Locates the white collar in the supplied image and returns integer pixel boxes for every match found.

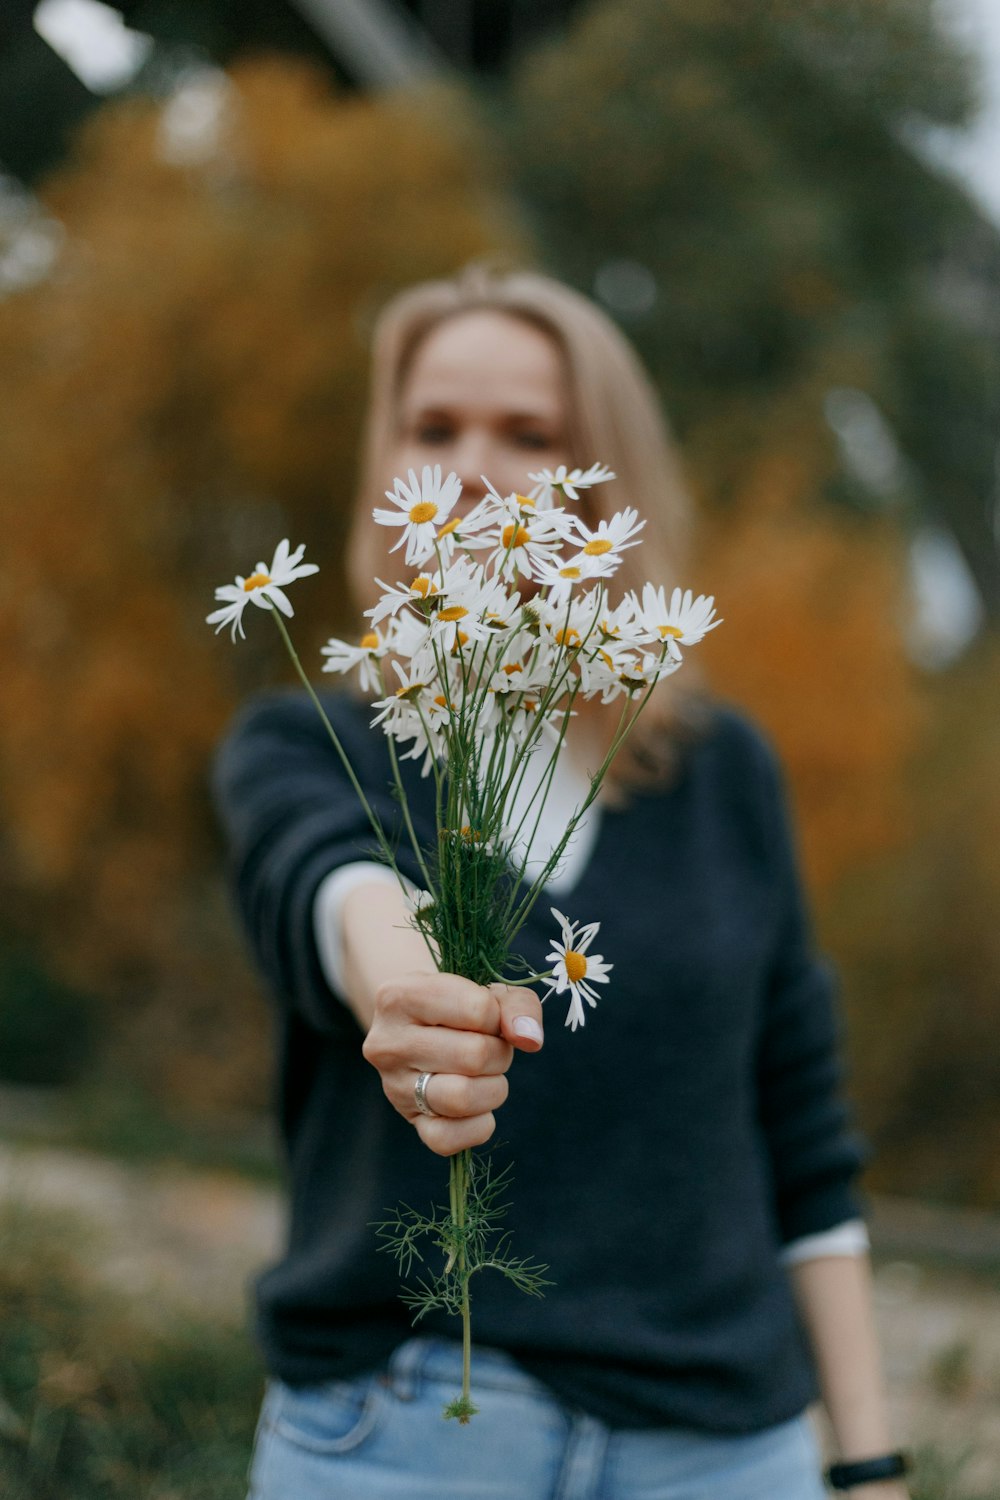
[504,743,601,895]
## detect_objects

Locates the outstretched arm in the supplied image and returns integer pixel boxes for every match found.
[790,1252,909,1499]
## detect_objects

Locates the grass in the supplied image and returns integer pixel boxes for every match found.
[0,1073,280,1184]
[911,1443,986,1500]
[0,1199,263,1500]
[0,1192,995,1498]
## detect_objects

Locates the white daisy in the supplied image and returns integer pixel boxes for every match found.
[579,645,680,704]
[543,907,612,1031]
[430,575,507,652]
[531,549,619,598]
[468,489,575,581]
[527,462,616,503]
[487,648,543,698]
[366,571,443,627]
[206,539,319,641]
[537,587,603,656]
[576,640,636,701]
[595,595,645,648]
[320,627,389,693]
[565,507,645,571]
[366,554,490,631]
[368,657,449,774]
[432,505,489,559]
[385,604,436,663]
[373,465,463,567]
[636,585,722,660]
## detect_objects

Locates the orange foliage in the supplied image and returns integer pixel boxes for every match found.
[822,634,1000,1204]
[697,439,920,895]
[0,59,518,1110]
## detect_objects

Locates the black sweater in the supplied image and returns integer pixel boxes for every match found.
[211,689,867,1433]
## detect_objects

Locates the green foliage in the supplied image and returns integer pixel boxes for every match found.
[420,837,517,986]
[0,1201,261,1500]
[0,944,97,1087]
[0,56,519,1118]
[928,1339,975,1401]
[377,1151,551,1320]
[3,1071,280,1182]
[911,1442,986,1500]
[500,0,1000,608]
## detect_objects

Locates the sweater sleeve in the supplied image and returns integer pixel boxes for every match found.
[779,1217,870,1266]
[751,734,870,1246]
[211,689,428,1036]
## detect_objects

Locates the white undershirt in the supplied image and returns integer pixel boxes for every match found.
[313,748,868,1267]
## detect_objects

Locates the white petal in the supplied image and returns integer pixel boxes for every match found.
[265,586,294,617]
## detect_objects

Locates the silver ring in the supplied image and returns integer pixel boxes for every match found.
[414,1071,437,1117]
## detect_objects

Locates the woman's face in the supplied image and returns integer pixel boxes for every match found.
[389,310,573,513]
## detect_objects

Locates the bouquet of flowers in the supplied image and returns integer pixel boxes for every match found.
[208,462,719,1419]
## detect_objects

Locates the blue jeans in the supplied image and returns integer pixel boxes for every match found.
[247,1337,827,1499]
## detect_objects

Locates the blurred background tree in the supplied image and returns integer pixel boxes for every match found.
[502,0,1000,613]
[498,0,1000,1197]
[0,0,997,1202]
[0,54,518,1116]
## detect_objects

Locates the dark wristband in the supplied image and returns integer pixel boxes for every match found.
[825,1451,910,1491]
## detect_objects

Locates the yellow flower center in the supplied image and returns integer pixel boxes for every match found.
[459,825,484,842]
[522,699,538,713]
[555,627,581,649]
[409,501,438,524]
[438,516,461,537]
[243,572,271,591]
[564,949,588,983]
[515,494,536,510]
[451,630,470,651]
[657,624,682,638]
[559,566,582,579]
[583,538,613,556]
[433,693,453,710]
[438,605,469,623]
[410,576,438,598]
[599,649,614,668]
[359,631,379,650]
[502,523,530,549]
[394,682,426,701]
[502,662,523,676]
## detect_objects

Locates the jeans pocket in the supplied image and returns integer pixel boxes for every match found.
[271,1373,385,1456]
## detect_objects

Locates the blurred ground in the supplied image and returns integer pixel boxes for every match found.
[1,1142,999,1496]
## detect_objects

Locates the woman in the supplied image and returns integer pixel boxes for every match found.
[213,267,910,1499]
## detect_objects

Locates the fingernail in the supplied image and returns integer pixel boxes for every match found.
[512,1016,543,1044]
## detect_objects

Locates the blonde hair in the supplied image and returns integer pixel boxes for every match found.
[347,265,707,783]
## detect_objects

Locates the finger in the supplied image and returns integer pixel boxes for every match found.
[415,1111,497,1157]
[408,1071,509,1122]
[385,1022,513,1078]
[364,1025,514,1099]
[491,984,544,1052]
[375,973,502,1034]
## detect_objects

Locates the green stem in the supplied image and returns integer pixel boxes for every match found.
[456,1149,473,1409]
[385,721,435,892]
[484,964,554,987]
[271,612,388,858]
